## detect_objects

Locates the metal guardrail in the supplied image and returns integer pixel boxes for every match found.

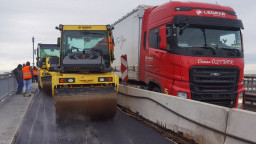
[245,93,256,105]
[0,73,18,101]
[244,74,256,104]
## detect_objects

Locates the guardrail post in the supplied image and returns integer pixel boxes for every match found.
[253,78,255,93]
[8,75,10,95]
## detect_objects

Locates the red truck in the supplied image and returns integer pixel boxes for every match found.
[112,1,245,109]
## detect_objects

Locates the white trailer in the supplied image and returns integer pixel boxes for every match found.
[112,5,151,81]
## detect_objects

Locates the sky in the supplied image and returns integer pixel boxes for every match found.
[0,0,255,74]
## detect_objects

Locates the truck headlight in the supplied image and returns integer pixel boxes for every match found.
[237,92,244,109]
[177,92,188,99]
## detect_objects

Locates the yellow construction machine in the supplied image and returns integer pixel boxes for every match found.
[36,44,59,94]
[52,25,119,120]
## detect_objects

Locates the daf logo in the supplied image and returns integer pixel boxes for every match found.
[210,73,222,77]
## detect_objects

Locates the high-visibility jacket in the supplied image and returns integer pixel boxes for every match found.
[94,37,114,51]
[33,69,38,76]
[22,66,32,80]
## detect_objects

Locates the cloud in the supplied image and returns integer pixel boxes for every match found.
[0,0,255,71]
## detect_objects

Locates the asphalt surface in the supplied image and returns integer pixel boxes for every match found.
[14,90,172,144]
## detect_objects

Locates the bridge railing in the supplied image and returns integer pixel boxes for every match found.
[0,73,17,101]
[244,74,256,104]
[244,74,256,93]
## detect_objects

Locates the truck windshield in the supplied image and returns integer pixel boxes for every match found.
[177,27,242,51]
[61,30,110,64]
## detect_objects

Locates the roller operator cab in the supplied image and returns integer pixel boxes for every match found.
[36,44,59,94]
[53,25,119,120]
[112,1,245,109]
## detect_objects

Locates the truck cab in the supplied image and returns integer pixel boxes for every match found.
[139,2,245,108]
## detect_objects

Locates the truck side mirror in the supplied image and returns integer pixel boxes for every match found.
[159,25,167,50]
[57,37,60,47]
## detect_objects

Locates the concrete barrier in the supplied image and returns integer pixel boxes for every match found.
[118,85,230,144]
[118,84,256,144]
[225,109,256,144]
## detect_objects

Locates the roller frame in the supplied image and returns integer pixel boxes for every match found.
[52,72,119,120]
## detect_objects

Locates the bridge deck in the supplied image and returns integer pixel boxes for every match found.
[14,90,172,144]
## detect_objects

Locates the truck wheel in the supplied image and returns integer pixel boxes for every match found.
[152,87,161,93]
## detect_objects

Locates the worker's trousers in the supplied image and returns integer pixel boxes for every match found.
[17,79,23,94]
[23,79,32,94]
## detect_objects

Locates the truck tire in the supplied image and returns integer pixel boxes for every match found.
[152,87,161,93]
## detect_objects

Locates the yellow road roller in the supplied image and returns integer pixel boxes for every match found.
[52,24,119,120]
[36,44,59,94]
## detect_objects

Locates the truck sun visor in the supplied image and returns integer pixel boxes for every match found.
[172,15,244,29]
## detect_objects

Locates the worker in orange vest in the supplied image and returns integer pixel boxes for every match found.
[33,66,38,83]
[22,61,34,97]
[93,37,115,62]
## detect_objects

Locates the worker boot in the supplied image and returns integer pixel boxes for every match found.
[25,94,31,97]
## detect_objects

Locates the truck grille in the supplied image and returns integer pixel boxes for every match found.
[189,66,239,108]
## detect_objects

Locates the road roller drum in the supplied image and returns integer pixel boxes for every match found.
[42,76,52,95]
[54,87,117,121]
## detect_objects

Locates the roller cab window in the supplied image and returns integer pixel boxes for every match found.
[61,31,110,67]
[38,45,59,66]
[40,48,59,59]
